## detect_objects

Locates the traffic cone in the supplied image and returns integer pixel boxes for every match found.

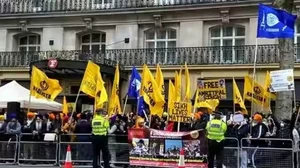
[64,145,73,168]
[178,148,185,168]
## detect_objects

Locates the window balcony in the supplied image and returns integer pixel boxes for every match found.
[0,44,293,67]
[0,0,271,15]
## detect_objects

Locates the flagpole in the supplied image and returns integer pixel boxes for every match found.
[136,96,140,116]
[250,38,258,135]
[28,70,33,113]
[70,88,81,121]
[122,94,128,115]
[232,77,236,113]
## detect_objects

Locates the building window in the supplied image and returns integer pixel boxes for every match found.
[294,23,300,62]
[81,33,106,53]
[145,29,177,64]
[19,34,41,52]
[210,25,245,64]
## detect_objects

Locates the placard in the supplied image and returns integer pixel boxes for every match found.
[197,79,226,100]
[270,69,294,92]
[128,128,208,168]
[169,101,192,123]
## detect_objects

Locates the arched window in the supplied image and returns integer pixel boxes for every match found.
[209,25,245,64]
[145,29,177,48]
[81,32,106,53]
[18,34,41,52]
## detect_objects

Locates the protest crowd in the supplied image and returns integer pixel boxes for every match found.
[0,105,299,168]
[0,45,297,168]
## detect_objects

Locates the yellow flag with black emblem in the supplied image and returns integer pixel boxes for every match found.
[108,64,121,116]
[243,75,269,107]
[140,64,165,117]
[95,71,108,110]
[30,66,62,100]
[80,61,100,97]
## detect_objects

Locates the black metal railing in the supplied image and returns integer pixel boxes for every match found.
[0,44,297,67]
[0,0,269,14]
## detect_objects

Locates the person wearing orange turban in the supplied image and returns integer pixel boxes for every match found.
[27,112,35,120]
[253,114,263,123]
[133,117,145,129]
[48,113,55,121]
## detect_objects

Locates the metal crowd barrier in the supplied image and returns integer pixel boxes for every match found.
[0,134,18,165]
[241,138,294,168]
[1,133,299,168]
[223,137,240,168]
[18,133,58,166]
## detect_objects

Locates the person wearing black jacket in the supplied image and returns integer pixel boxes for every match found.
[234,116,249,168]
[250,114,268,168]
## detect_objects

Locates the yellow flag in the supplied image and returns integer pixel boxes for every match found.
[233,79,247,114]
[194,89,218,113]
[140,64,165,117]
[175,68,182,101]
[264,71,277,100]
[168,80,175,110]
[30,66,62,100]
[95,71,108,109]
[244,75,269,107]
[155,64,165,98]
[62,96,68,114]
[108,65,122,116]
[80,61,100,98]
[184,62,191,102]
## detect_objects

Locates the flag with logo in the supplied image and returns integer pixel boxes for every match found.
[140,64,165,117]
[175,69,182,101]
[168,80,175,110]
[108,65,122,116]
[233,79,247,114]
[95,71,108,109]
[127,67,145,116]
[243,75,269,107]
[184,62,191,102]
[30,66,62,100]
[80,61,100,98]
[257,3,297,38]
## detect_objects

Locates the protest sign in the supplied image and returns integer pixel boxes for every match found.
[270,69,294,92]
[168,101,192,123]
[128,128,208,168]
[197,79,226,100]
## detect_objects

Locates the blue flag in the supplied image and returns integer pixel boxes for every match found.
[257,4,296,38]
[127,67,145,116]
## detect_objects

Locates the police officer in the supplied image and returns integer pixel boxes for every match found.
[206,111,227,168]
[92,109,110,168]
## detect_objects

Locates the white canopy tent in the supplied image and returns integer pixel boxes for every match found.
[0,80,62,111]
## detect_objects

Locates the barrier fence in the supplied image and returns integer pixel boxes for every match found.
[0,134,298,168]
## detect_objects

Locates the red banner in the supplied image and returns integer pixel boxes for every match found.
[128,128,208,168]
